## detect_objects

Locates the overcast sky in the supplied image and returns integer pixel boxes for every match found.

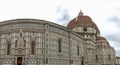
[0,0,120,56]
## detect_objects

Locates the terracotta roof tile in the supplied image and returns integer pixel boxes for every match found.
[67,12,100,33]
[96,37,107,41]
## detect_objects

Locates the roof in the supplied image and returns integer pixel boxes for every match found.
[0,18,69,31]
[67,10,100,33]
[96,37,110,45]
[96,37,107,41]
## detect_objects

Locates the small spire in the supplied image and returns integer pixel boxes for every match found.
[76,10,84,21]
[79,10,84,16]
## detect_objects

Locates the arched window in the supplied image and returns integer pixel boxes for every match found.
[31,41,35,55]
[70,60,73,64]
[15,40,17,48]
[24,40,26,48]
[33,31,34,35]
[7,42,11,55]
[46,58,48,64]
[108,54,111,60]
[77,46,79,56]
[83,27,87,31]
[20,33,22,37]
[98,46,99,48]
[81,56,84,65]
[104,45,106,48]
[96,55,98,62]
[58,38,62,53]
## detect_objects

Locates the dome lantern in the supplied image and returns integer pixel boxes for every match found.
[79,10,84,16]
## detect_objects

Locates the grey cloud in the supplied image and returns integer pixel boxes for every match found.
[107,9,120,30]
[56,6,71,26]
[107,7,120,23]
[106,9,120,56]
[105,33,120,43]
[108,16,120,23]
[107,14,120,32]
[105,34,120,56]
[56,6,61,13]
[116,49,120,56]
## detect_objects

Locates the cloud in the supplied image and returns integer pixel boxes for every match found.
[106,8,120,31]
[108,16,120,23]
[105,31,120,56]
[105,9,120,56]
[116,49,120,56]
[56,6,71,26]
[106,34,119,42]
[105,34,120,46]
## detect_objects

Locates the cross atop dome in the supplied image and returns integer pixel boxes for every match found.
[79,10,84,16]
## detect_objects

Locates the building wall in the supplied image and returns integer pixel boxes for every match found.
[116,57,120,65]
[0,19,116,65]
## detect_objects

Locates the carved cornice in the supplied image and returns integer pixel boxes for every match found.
[0,28,44,34]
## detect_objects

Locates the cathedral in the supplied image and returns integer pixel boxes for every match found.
[0,11,116,65]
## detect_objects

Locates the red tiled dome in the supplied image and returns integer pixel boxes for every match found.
[96,37,110,46]
[67,11,100,33]
[96,37,107,41]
